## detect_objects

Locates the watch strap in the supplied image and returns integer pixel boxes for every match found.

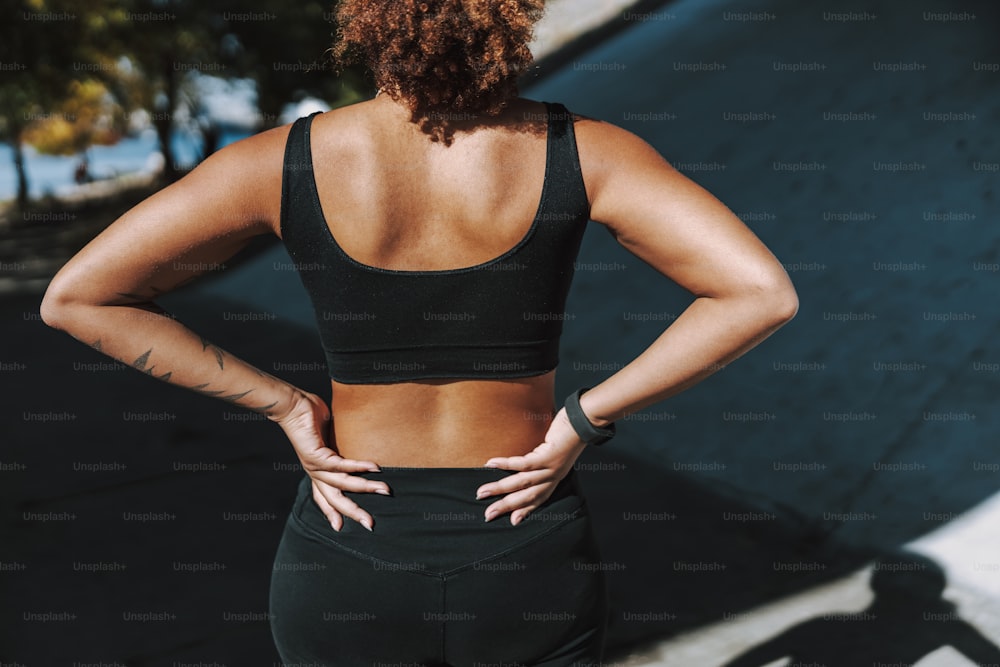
[564,387,616,446]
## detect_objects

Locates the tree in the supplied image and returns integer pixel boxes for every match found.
[0,0,103,208]
[1,0,373,208]
[214,0,373,128]
[21,78,125,156]
[100,0,229,182]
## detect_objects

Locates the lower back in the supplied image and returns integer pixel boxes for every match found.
[328,371,556,466]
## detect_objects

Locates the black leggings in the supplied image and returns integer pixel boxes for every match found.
[269,466,609,666]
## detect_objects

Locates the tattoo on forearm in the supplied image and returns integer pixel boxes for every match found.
[188,382,227,397]
[199,335,225,370]
[219,389,254,402]
[105,337,271,412]
[72,303,284,417]
[130,348,172,381]
[254,367,281,383]
[132,348,156,374]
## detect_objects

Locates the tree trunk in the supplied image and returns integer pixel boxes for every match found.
[155,52,179,182]
[201,122,219,160]
[153,114,177,183]
[12,125,29,210]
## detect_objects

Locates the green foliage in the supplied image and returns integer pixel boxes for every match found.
[2,0,374,206]
[22,79,125,155]
[0,0,114,205]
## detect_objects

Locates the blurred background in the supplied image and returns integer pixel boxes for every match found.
[3,0,1000,665]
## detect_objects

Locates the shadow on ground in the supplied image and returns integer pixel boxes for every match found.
[715,552,1000,666]
[0,288,875,664]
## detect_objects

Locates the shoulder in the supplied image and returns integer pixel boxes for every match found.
[308,104,377,170]
[180,121,294,236]
[571,112,665,163]
[184,106,372,237]
[202,119,294,175]
[509,98,669,199]
[566,110,673,207]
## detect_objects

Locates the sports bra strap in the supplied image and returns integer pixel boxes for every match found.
[543,101,588,215]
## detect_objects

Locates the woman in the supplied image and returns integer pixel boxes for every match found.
[40,1,798,664]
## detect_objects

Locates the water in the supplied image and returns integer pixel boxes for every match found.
[0,126,252,201]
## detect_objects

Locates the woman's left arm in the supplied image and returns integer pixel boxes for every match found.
[39,125,302,419]
[41,125,392,531]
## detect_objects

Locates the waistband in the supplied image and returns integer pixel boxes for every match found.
[290,466,588,574]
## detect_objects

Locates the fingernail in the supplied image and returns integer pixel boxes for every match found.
[511,514,520,526]
[484,511,495,522]
[476,490,488,500]
[484,461,498,468]
[375,488,391,496]
[361,518,373,532]
[330,521,340,532]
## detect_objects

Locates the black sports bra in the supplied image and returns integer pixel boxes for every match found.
[279,101,591,384]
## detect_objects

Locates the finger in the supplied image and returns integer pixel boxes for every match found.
[302,450,380,473]
[298,452,381,475]
[313,481,375,531]
[510,503,542,527]
[311,482,344,532]
[484,484,553,523]
[483,452,542,472]
[330,455,382,473]
[476,469,549,500]
[310,470,391,496]
[323,491,375,532]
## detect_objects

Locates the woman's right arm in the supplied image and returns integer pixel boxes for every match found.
[572,118,799,426]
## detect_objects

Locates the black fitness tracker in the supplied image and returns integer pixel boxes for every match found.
[564,387,616,446]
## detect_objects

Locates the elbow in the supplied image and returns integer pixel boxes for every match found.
[735,271,797,328]
[771,284,799,324]
[39,281,78,330]
[764,280,799,326]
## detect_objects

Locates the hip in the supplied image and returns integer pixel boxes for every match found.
[270,466,610,665]
[285,465,596,575]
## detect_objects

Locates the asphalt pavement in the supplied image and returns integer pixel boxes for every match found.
[4,0,999,664]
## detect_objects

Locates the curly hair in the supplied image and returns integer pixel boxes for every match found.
[331,0,546,143]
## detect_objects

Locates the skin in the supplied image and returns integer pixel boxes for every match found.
[40,94,798,532]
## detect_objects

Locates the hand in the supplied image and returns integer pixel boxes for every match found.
[269,391,390,532]
[475,408,588,526]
